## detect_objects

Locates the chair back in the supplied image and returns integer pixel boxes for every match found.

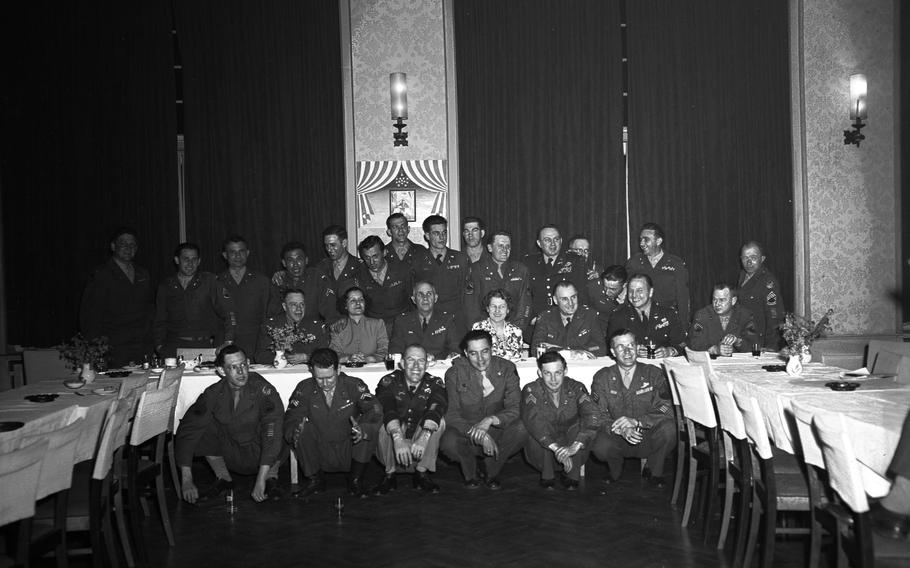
[130,381,180,446]
[731,382,774,460]
[19,417,84,499]
[866,339,909,369]
[665,359,716,428]
[706,374,746,441]
[158,364,185,390]
[812,411,869,514]
[685,347,715,381]
[119,371,155,399]
[176,348,217,362]
[92,399,132,480]
[22,348,71,382]
[789,400,825,468]
[0,405,80,450]
[0,438,50,527]
[72,401,114,464]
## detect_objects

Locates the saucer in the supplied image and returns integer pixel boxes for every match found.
[825,381,860,392]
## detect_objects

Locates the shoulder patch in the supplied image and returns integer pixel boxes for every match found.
[525,391,537,405]
[693,322,704,333]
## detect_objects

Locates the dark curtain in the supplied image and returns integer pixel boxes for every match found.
[626,0,793,314]
[454,0,627,262]
[1,2,178,347]
[175,0,346,276]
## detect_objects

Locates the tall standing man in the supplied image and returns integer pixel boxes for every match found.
[735,241,784,349]
[462,216,488,264]
[465,230,531,329]
[268,242,338,322]
[357,235,413,331]
[80,227,154,367]
[216,235,270,358]
[412,215,471,319]
[625,222,690,324]
[384,212,427,268]
[317,225,362,299]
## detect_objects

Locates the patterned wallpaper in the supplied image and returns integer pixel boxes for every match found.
[350,0,448,162]
[801,0,897,334]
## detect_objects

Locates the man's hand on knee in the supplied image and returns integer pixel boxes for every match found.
[181,479,199,504]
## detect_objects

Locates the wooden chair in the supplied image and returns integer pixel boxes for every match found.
[157,364,185,491]
[0,438,50,567]
[118,371,155,399]
[661,358,689,509]
[685,347,715,378]
[706,374,751,566]
[665,359,721,531]
[731,383,812,568]
[808,409,910,567]
[126,381,179,564]
[22,348,71,383]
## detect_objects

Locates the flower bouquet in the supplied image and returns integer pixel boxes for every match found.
[779,309,833,375]
[266,324,309,368]
[56,333,111,371]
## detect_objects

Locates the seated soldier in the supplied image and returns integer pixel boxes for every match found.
[176,345,285,503]
[284,348,381,498]
[521,351,600,490]
[255,288,329,365]
[440,330,528,490]
[389,281,460,360]
[688,282,759,356]
[607,273,686,358]
[591,329,675,489]
[373,343,448,494]
[531,280,606,359]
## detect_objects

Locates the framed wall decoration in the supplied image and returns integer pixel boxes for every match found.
[389,189,416,221]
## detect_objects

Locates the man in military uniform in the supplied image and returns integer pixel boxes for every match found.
[80,227,154,367]
[373,344,448,494]
[389,281,460,360]
[268,241,338,322]
[524,224,599,326]
[625,222,690,324]
[255,289,329,365]
[384,212,427,267]
[531,281,606,359]
[284,348,382,498]
[357,235,413,332]
[689,283,759,356]
[592,264,628,332]
[521,351,600,490]
[736,241,784,349]
[154,242,234,358]
[607,274,686,358]
[176,345,285,503]
[440,330,528,489]
[216,235,270,357]
[462,216,488,264]
[316,225,362,299]
[411,215,471,319]
[591,330,675,487]
[465,230,531,329]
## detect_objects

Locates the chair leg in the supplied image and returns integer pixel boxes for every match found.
[17,517,33,567]
[155,475,175,546]
[718,466,734,550]
[760,459,777,568]
[702,429,721,541]
[112,483,134,568]
[743,486,761,568]
[167,437,180,492]
[54,491,70,568]
[671,438,685,508]
[682,451,698,527]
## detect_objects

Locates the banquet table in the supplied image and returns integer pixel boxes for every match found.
[708,352,910,497]
[0,376,123,425]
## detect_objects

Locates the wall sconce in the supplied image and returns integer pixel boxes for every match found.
[390,72,408,147]
[843,74,867,147]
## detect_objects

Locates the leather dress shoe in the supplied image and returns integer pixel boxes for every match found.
[264,478,284,500]
[199,477,234,501]
[294,474,325,499]
[563,478,579,491]
[540,478,556,490]
[463,478,482,489]
[413,471,440,493]
[372,474,397,495]
[871,501,910,540]
[648,476,667,489]
[347,476,367,498]
[486,478,502,490]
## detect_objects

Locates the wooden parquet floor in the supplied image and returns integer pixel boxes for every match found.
[57,456,813,568]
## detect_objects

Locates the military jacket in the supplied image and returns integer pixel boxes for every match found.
[444,356,521,434]
[216,269,270,338]
[315,254,363,299]
[255,313,329,364]
[384,239,427,268]
[688,305,759,353]
[284,373,381,444]
[388,310,460,359]
[524,251,598,318]
[267,267,339,323]
[357,260,413,324]
[625,252,691,324]
[465,255,531,329]
[411,248,471,314]
[607,302,687,355]
[530,305,606,356]
[736,266,784,348]
[375,370,447,437]
[590,364,672,431]
[520,377,600,448]
[153,271,234,348]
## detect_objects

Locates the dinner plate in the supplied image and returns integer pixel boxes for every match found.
[93,386,118,396]
[63,379,86,389]
[0,421,25,432]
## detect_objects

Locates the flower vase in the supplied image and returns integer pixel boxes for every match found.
[80,362,96,384]
[274,350,288,369]
[785,355,803,377]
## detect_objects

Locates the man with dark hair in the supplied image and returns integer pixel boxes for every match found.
[465,230,531,330]
[357,235,412,331]
[216,235,270,357]
[256,289,329,365]
[80,227,154,366]
[440,330,527,489]
[567,234,602,277]
[388,281,460,359]
[176,345,285,503]
[284,348,382,498]
[373,343,448,494]
[591,330,675,488]
[412,215,471,320]
[384,212,427,267]
[268,241,339,322]
[625,222,691,324]
[523,224,599,327]
[521,351,599,490]
[154,242,234,358]
[689,283,759,356]
[531,281,606,359]
[462,216,487,264]
[735,241,785,349]
[593,264,628,331]
[316,225,362,298]
[607,273,686,358]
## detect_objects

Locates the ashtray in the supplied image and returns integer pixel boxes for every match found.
[825,381,860,392]
[105,371,132,378]
[25,394,59,403]
[344,362,366,368]
[0,421,25,432]
[762,365,787,372]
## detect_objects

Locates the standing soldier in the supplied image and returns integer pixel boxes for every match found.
[735,241,784,349]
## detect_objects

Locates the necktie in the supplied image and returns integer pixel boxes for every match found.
[324,389,334,407]
[232,388,242,410]
[481,371,494,397]
[547,258,554,267]
[564,316,572,327]
[639,310,647,323]
[436,254,444,265]
[621,368,632,389]
[421,317,428,332]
